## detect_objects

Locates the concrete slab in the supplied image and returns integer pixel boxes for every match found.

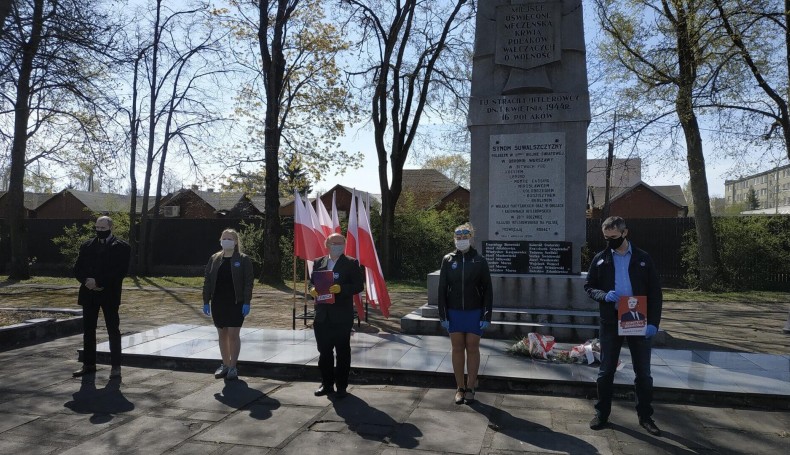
[194,404,322,447]
[277,429,384,454]
[389,408,488,454]
[172,379,277,412]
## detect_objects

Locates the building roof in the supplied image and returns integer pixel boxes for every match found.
[588,182,687,208]
[193,190,245,212]
[724,163,790,185]
[401,169,459,194]
[0,191,54,211]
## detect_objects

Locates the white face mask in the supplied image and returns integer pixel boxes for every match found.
[220,239,235,250]
[455,239,470,251]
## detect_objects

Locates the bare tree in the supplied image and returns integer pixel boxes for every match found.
[0,0,13,40]
[594,0,731,290]
[1,0,120,279]
[132,1,231,274]
[339,0,474,276]
[222,0,359,284]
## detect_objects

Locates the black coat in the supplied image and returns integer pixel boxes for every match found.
[310,254,364,325]
[437,247,493,322]
[584,243,663,327]
[74,234,131,306]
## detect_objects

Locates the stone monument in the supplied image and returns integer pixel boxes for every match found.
[469,0,592,317]
[404,0,598,340]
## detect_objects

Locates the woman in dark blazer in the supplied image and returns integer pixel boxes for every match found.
[203,228,254,380]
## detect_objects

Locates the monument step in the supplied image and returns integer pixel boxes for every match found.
[417,304,599,321]
[400,310,599,342]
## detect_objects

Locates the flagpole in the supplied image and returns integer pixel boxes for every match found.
[303,261,309,326]
[292,254,297,330]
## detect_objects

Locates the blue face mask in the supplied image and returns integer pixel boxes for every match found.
[329,244,345,257]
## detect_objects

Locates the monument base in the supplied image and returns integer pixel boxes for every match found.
[401,271,602,342]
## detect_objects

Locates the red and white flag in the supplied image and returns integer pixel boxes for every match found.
[331,191,341,234]
[293,191,324,261]
[316,193,334,238]
[305,194,328,255]
[344,191,365,317]
[357,193,391,318]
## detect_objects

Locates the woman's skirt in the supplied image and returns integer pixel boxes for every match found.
[448,308,483,336]
[211,298,244,328]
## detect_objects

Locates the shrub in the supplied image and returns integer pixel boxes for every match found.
[52,211,131,266]
[391,193,467,281]
[682,216,790,290]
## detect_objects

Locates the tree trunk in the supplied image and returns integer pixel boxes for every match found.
[128,55,142,276]
[675,5,719,290]
[7,0,45,280]
[0,0,12,40]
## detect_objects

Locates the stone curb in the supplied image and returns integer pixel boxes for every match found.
[0,307,83,350]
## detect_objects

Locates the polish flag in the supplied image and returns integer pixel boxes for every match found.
[344,191,365,318]
[331,191,341,234]
[316,193,334,238]
[357,194,391,318]
[293,191,323,260]
[305,194,328,256]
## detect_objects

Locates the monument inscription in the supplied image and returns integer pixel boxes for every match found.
[495,1,561,69]
[469,93,590,125]
[489,132,566,241]
[483,240,572,275]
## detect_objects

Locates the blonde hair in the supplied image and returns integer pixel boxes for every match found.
[220,228,243,254]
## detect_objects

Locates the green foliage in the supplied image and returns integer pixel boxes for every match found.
[391,193,467,281]
[238,218,264,265]
[682,216,790,290]
[746,188,760,210]
[52,211,131,266]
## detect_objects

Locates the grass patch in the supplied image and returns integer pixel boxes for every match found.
[663,288,790,303]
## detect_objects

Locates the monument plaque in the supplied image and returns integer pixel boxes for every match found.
[489,132,565,241]
[483,240,572,274]
[496,2,561,69]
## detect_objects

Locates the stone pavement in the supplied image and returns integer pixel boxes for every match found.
[1,317,789,454]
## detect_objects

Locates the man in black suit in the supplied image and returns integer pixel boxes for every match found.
[309,233,364,398]
[621,296,646,322]
[73,216,131,379]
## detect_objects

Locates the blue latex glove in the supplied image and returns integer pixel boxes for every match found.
[645,324,658,339]
[242,304,250,317]
[479,321,490,330]
[604,290,619,303]
[203,303,210,316]
[440,320,450,331]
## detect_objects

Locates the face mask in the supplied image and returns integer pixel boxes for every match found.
[95,230,110,240]
[455,239,470,251]
[329,244,345,257]
[220,239,235,250]
[606,235,625,250]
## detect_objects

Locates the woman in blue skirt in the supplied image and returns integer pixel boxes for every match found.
[437,223,493,404]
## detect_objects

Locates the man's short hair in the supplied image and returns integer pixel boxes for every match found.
[602,216,626,232]
[97,215,113,228]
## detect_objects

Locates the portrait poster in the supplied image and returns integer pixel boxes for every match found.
[618,295,647,336]
[312,270,335,304]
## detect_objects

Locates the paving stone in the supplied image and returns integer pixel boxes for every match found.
[194,404,322,447]
[0,440,61,454]
[321,387,420,426]
[223,445,273,455]
[0,413,38,434]
[188,410,231,422]
[499,393,591,413]
[310,420,348,432]
[729,408,790,434]
[490,431,613,454]
[172,380,272,412]
[58,416,206,455]
[267,381,334,406]
[418,387,497,412]
[493,408,554,431]
[389,408,488,454]
[705,427,790,454]
[167,441,226,455]
[380,449,443,455]
[277,428,384,454]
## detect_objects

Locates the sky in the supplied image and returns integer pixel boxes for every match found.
[306,4,753,200]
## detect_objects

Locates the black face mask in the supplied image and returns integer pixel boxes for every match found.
[96,230,111,240]
[606,235,625,250]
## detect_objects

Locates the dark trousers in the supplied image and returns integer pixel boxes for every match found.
[313,321,352,390]
[595,323,654,420]
[82,296,122,367]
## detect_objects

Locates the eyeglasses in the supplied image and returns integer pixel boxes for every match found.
[454,229,471,235]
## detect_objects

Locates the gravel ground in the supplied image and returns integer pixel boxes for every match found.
[1,282,788,354]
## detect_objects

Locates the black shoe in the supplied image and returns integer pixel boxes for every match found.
[73,365,96,377]
[314,384,334,396]
[589,415,608,430]
[109,366,121,378]
[640,418,661,436]
[335,388,348,399]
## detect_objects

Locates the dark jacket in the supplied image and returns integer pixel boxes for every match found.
[74,234,131,306]
[584,243,663,327]
[437,247,493,322]
[310,254,364,325]
[203,251,254,305]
